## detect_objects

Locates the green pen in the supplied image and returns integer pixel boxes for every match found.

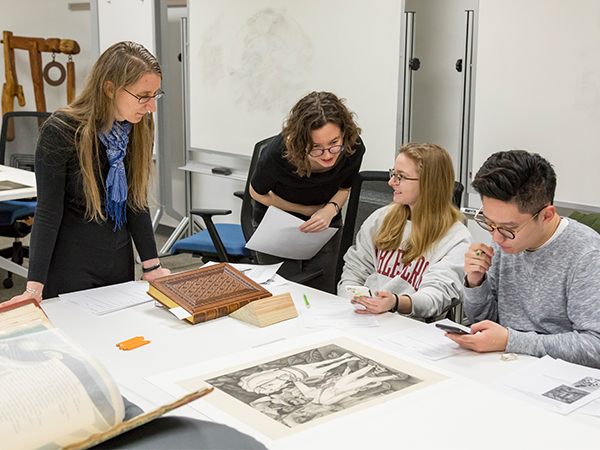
[303,294,310,309]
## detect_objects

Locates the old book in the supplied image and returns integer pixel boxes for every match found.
[147,263,272,324]
[0,299,212,450]
[229,292,298,327]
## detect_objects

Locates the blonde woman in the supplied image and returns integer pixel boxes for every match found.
[338,143,472,319]
[11,41,170,304]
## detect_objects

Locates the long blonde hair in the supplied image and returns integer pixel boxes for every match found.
[55,41,161,221]
[374,143,461,265]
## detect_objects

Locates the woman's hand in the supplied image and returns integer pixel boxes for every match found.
[5,282,44,308]
[299,203,337,233]
[351,289,396,314]
[141,266,171,281]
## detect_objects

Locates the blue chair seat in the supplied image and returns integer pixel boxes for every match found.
[171,223,251,257]
[0,200,36,227]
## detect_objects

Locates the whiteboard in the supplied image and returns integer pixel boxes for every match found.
[187,0,404,170]
[473,0,600,210]
[97,0,155,53]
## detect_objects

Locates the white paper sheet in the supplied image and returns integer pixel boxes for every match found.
[379,319,470,360]
[490,355,600,415]
[245,206,338,260]
[58,281,152,316]
[203,261,288,286]
[300,295,379,328]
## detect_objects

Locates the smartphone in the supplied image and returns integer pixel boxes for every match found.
[345,286,372,310]
[435,323,471,335]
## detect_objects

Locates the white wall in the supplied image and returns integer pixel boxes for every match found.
[0,0,94,113]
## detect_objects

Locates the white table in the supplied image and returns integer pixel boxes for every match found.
[43,281,600,449]
[0,164,36,277]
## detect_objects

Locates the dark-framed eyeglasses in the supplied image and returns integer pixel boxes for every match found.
[309,144,344,158]
[388,168,419,184]
[124,88,165,104]
[474,205,548,240]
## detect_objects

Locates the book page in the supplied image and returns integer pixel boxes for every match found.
[0,328,124,449]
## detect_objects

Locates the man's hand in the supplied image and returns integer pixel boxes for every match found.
[445,320,509,352]
[465,243,494,287]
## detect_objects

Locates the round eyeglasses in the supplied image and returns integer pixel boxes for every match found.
[309,144,344,158]
[474,205,548,240]
[388,168,419,184]
[124,88,165,104]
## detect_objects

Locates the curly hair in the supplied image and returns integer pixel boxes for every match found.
[472,150,556,215]
[281,91,361,177]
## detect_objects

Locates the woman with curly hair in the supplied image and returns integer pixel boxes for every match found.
[250,91,365,293]
[9,41,170,304]
[338,143,472,319]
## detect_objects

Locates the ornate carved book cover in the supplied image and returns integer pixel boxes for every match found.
[147,263,273,324]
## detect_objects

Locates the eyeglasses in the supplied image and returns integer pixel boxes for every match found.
[388,168,419,184]
[124,88,165,104]
[309,144,344,158]
[474,205,548,240]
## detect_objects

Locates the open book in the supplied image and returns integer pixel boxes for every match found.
[0,300,212,450]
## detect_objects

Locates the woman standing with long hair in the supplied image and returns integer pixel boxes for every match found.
[11,41,170,304]
[338,143,472,319]
[250,91,365,293]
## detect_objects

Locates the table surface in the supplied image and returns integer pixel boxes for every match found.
[43,281,600,450]
[0,164,36,201]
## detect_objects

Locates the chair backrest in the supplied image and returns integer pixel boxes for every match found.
[0,111,52,170]
[239,136,278,244]
[334,173,465,284]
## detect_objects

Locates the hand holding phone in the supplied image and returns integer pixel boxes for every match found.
[435,323,471,335]
[345,286,372,310]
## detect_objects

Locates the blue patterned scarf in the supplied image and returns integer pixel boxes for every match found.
[97,120,132,231]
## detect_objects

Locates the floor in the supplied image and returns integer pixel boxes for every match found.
[0,229,203,303]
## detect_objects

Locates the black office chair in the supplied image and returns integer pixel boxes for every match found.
[171,136,323,285]
[0,111,51,288]
[335,170,464,322]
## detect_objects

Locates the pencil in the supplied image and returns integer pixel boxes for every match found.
[303,294,310,309]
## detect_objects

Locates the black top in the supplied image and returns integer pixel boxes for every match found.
[251,134,366,222]
[28,112,158,287]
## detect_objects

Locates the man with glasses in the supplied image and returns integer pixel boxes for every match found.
[446,150,600,368]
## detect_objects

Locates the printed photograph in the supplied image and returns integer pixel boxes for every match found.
[542,384,590,404]
[205,343,422,428]
[571,377,600,393]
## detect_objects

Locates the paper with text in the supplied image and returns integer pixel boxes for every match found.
[58,281,152,316]
[490,356,600,415]
[379,319,470,360]
[300,296,379,328]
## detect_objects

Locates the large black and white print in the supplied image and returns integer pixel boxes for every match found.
[206,344,422,428]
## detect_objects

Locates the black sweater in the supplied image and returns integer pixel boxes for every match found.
[28,112,157,289]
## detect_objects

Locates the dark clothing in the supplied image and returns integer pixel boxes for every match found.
[250,134,365,293]
[251,133,366,223]
[28,112,158,299]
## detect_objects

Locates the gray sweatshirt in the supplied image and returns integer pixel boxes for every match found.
[465,218,600,368]
[338,205,473,318]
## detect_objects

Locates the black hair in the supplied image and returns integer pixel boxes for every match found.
[472,150,556,215]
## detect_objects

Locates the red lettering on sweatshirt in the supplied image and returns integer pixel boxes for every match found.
[376,250,430,291]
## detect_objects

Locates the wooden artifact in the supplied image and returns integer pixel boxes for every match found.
[229,292,298,328]
[1,31,80,139]
[148,263,272,324]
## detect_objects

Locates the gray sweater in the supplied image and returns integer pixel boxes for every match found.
[465,218,600,368]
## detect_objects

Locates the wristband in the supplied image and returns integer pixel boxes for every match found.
[389,294,399,313]
[327,201,340,214]
[142,263,162,273]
